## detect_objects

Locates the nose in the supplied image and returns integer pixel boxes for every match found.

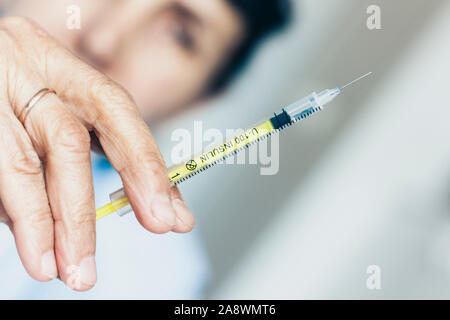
[75,1,165,71]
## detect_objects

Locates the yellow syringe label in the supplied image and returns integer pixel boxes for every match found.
[95,120,276,220]
[168,120,275,184]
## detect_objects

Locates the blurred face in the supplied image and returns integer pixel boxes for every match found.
[6,0,245,119]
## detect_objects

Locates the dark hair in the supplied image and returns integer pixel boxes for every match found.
[208,0,292,94]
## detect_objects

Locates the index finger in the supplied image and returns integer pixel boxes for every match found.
[89,80,178,233]
[44,42,185,232]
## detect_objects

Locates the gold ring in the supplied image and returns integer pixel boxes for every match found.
[18,88,56,123]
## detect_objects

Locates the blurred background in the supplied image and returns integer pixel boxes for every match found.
[156,0,450,299]
[0,0,449,299]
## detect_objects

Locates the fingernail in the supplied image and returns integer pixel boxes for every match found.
[152,195,176,227]
[172,199,194,228]
[41,250,58,280]
[79,256,97,287]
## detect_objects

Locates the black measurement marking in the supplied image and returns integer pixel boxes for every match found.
[170,173,180,180]
[173,106,322,185]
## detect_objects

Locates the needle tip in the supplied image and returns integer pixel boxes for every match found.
[340,72,373,90]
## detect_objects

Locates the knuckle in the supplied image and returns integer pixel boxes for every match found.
[28,208,52,226]
[0,117,42,176]
[96,77,133,102]
[53,120,91,154]
[54,203,94,233]
[0,16,50,46]
[0,16,33,29]
[9,148,42,176]
[135,148,166,177]
[0,28,13,45]
[57,211,94,236]
[70,211,95,229]
[12,205,51,227]
[89,76,137,114]
[0,29,16,56]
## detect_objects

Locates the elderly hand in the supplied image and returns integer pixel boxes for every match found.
[0,17,194,291]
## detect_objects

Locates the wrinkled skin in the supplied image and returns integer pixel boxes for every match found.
[0,0,244,291]
[0,16,195,291]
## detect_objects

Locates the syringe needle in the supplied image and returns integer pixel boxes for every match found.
[339,72,372,90]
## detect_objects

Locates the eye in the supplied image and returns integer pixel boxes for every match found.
[171,23,196,51]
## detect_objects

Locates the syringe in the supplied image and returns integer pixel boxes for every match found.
[96,72,372,220]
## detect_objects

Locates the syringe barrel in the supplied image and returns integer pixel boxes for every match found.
[281,88,340,122]
[283,92,321,120]
[270,92,324,129]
